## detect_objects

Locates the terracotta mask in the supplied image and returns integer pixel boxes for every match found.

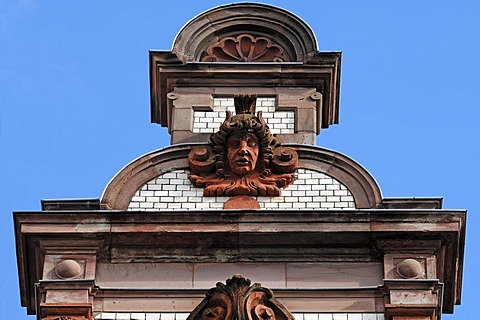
[226,133,259,176]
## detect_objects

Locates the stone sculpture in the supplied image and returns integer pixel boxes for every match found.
[188,94,298,198]
[187,274,293,320]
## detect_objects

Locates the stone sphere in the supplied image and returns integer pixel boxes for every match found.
[396,258,423,279]
[54,259,83,279]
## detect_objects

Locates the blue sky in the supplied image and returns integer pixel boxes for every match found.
[1,1,478,319]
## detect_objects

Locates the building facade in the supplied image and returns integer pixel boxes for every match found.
[15,4,465,320]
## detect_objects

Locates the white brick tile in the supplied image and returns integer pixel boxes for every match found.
[163,185,176,191]
[320,190,334,196]
[274,112,288,118]
[116,313,131,320]
[181,202,197,209]
[320,202,335,208]
[170,179,184,185]
[162,172,177,179]
[292,314,304,320]
[299,196,313,202]
[281,117,295,124]
[320,178,333,184]
[307,202,321,208]
[334,190,349,196]
[159,197,174,202]
[169,190,183,197]
[279,202,293,208]
[145,314,161,320]
[128,202,140,208]
[154,202,168,209]
[312,184,326,191]
[140,202,154,208]
[293,202,307,208]
[175,313,190,320]
[326,184,340,190]
[147,184,163,190]
[139,190,154,197]
[326,196,340,202]
[188,196,203,202]
[99,313,116,320]
[284,197,299,203]
[375,314,385,320]
[332,314,348,320]
[318,314,333,320]
[335,202,349,208]
[176,185,191,191]
[341,196,355,202]
[304,314,318,320]
[292,191,306,197]
[195,202,210,209]
[174,196,188,202]
[199,117,213,122]
[362,314,377,320]
[297,173,312,179]
[154,191,169,197]
[167,203,182,209]
[146,196,160,203]
[306,190,320,196]
[264,203,280,209]
[131,196,145,202]
[347,315,362,320]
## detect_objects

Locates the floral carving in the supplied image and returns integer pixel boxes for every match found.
[202,34,289,62]
[188,95,298,197]
[187,275,293,320]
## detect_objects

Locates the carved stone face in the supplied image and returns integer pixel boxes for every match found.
[226,133,259,175]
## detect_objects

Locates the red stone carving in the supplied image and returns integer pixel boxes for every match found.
[188,95,298,197]
[187,274,293,320]
[202,34,290,62]
[224,195,260,210]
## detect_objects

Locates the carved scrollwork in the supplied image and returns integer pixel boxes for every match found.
[187,275,293,320]
[201,34,290,62]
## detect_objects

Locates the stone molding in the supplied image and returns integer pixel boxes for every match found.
[100,144,382,210]
[14,209,465,314]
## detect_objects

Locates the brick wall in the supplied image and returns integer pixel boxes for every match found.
[127,169,355,211]
[94,313,384,320]
[193,97,295,134]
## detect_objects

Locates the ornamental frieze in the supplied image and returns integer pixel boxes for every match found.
[201,34,290,62]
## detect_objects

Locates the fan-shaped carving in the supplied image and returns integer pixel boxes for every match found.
[202,34,290,62]
[187,275,293,320]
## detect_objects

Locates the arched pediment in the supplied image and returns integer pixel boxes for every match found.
[100,144,382,210]
[172,3,318,63]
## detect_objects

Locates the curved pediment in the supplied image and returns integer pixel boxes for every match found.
[100,144,382,210]
[172,3,318,63]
